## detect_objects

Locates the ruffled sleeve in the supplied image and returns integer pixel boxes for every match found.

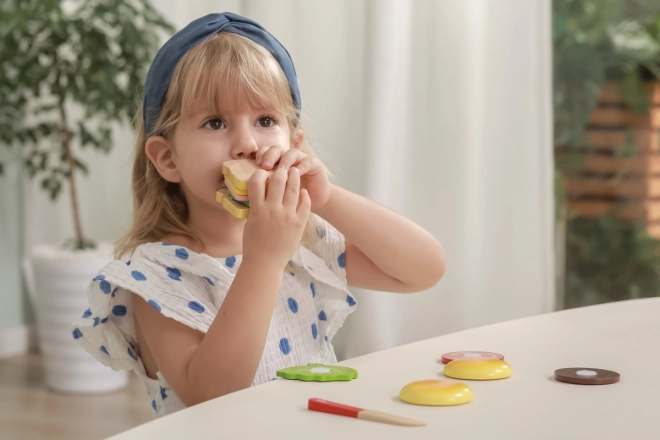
[70,243,235,374]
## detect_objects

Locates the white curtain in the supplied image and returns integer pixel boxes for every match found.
[22,0,554,360]
[340,0,556,358]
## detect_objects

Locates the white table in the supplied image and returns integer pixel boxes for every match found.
[109,298,660,439]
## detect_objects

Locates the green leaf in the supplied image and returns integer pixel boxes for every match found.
[74,158,88,175]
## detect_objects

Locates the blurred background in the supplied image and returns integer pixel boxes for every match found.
[0,0,657,438]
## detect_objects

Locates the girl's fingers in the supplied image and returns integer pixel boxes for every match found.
[266,167,287,203]
[248,169,269,210]
[277,149,302,170]
[262,145,286,170]
[255,146,272,167]
[283,167,300,209]
[295,157,316,176]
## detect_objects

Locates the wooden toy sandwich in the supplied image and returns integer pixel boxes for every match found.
[216,159,265,218]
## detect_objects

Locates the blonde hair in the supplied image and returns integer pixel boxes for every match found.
[115,32,322,259]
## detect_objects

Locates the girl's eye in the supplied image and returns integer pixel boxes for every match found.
[256,116,276,128]
[203,118,225,130]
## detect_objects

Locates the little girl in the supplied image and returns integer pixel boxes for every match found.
[71,12,445,417]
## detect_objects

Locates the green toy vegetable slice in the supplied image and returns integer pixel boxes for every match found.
[276,364,358,382]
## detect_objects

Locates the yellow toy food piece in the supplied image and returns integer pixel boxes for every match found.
[399,379,473,406]
[443,358,513,380]
[216,188,249,219]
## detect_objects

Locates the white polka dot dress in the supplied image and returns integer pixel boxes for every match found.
[70,217,357,418]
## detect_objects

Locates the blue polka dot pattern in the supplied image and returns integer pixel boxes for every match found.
[203,276,215,286]
[126,260,131,266]
[325,336,328,342]
[316,226,326,238]
[100,345,109,355]
[148,300,161,312]
[131,270,147,281]
[279,338,291,355]
[310,283,316,298]
[346,295,356,306]
[82,308,92,318]
[166,267,182,281]
[176,248,189,259]
[100,280,111,294]
[72,328,83,339]
[287,298,298,313]
[93,317,100,327]
[225,256,236,268]
[162,242,173,246]
[152,400,157,411]
[111,288,118,297]
[160,386,167,400]
[318,310,327,321]
[100,317,108,324]
[311,323,318,339]
[112,305,127,316]
[337,252,346,268]
[93,275,105,281]
[128,347,138,361]
[188,301,205,314]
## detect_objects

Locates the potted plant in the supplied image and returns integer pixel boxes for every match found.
[553,0,660,309]
[0,0,173,393]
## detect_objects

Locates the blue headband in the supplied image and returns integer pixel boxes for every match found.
[142,12,301,135]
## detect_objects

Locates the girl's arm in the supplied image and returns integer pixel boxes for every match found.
[133,261,283,407]
[315,184,445,293]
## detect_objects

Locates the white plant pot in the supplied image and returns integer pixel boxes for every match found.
[24,242,129,394]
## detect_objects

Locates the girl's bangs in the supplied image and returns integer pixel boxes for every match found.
[178,34,294,119]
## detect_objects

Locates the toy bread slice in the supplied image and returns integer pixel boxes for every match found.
[222,159,260,192]
[216,188,249,219]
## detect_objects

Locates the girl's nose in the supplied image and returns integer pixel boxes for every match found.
[230,126,258,159]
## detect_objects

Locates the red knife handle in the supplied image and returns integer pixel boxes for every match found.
[308,398,363,418]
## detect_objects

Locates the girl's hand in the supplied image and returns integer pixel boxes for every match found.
[255,145,332,212]
[242,166,311,271]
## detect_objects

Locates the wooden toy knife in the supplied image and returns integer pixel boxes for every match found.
[308,398,426,427]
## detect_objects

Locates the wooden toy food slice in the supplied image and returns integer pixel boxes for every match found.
[399,379,474,406]
[554,368,620,385]
[441,351,504,364]
[276,364,358,382]
[443,358,513,380]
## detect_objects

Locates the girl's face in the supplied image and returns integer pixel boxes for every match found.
[167,95,295,214]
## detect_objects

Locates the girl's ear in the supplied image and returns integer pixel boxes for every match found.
[145,136,182,183]
[292,129,305,149]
